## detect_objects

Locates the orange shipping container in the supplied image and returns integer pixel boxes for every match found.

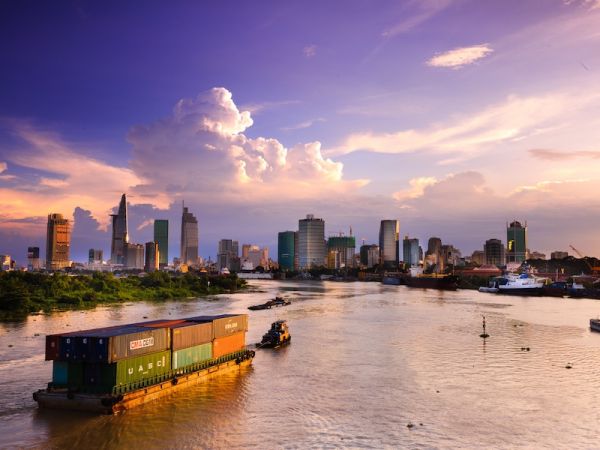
[212,332,246,358]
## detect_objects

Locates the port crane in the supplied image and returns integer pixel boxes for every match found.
[569,245,600,274]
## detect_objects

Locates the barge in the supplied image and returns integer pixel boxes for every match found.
[34,314,253,414]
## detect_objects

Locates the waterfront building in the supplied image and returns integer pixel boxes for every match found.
[240,244,268,270]
[145,241,160,272]
[125,243,144,269]
[506,220,528,263]
[529,251,546,260]
[360,244,379,268]
[46,213,71,270]
[484,239,505,266]
[27,247,41,271]
[471,250,485,266]
[153,220,169,267]
[327,236,356,269]
[278,231,297,271]
[88,249,103,264]
[551,251,569,260]
[217,239,240,271]
[402,236,420,267]
[110,194,128,265]
[180,204,199,266]
[379,220,399,269]
[298,214,326,269]
[424,236,442,270]
[0,255,12,271]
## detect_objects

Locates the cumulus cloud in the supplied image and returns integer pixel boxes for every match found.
[427,44,493,69]
[330,91,599,157]
[393,176,438,201]
[303,45,317,58]
[529,148,600,160]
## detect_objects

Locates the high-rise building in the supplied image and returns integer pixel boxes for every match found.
[327,236,356,269]
[359,244,379,268]
[217,239,239,271]
[425,237,442,270]
[180,204,199,266]
[402,236,420,267]
[441,244,461,268]
[153,220,169,267]
[46,213,71,270]
[27,246,41,271]
[484,239,505,266]
[379,220,399,269]
[1,255,12,271]
[110,194,128,265]
[471,250,485,265]
[145,241,160,272]
[125,243,144,269]
[506,220,528,263]
[298,214,326,269]
[278,231,297,271]
[88,249,103,264]
[551,251,568,260]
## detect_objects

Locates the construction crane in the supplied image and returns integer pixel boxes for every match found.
[569,245,600,274]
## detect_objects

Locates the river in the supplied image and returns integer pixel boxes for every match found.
[1,280,599,449]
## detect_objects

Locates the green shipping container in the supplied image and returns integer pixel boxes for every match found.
[172,343,212,370]
[52,360,84,387]
[97,350,172,388]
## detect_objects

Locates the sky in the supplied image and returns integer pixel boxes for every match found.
[1,0,600,265]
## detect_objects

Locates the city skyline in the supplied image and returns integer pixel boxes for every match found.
[2,1,600,263]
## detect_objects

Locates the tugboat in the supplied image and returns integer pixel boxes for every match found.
[248,297,291,311]
[256,320,291,348]
[590,318,600,333]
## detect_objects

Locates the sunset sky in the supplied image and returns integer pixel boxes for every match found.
[1,0,600,264]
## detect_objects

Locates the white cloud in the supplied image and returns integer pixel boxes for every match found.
[393,177,438,201]
[303,45,317,58]
[427,44,493,69]
[281,118,325,131]
[0,162,6,173]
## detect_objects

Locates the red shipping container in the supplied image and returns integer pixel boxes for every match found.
[212,331,246,359]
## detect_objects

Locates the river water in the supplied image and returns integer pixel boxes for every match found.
[1,280,600,449]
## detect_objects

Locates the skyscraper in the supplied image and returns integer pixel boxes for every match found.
[484,239,505,266]
[125,243,144,269]
[327,236,356,269]
[145,241,160,272]
[153,219,169,267]
[217,239,239,271]
[110,194,128,265]
[27,246,41,271]
[379,220,399,269]
[88,249,103,264]
[180,204,199,266]
[278,231,297,271]
[298,214,325,269]
[46,213,71,270]
[360,244,379,268]
[402,236,420,267]
[506,220,528,263]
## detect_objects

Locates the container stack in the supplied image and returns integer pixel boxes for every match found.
[45,314,248,393]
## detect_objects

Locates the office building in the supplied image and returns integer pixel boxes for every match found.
[402,236,420,267]
[218,239,240,271]
[379,220,399,269]
[360,244,379,268]
[153,220,169,267]
[125,243,144,269]
[471,250,485,265]
[441,244,461,268]
[506,220,528,263]
[529,251,546,260]
[110,194,128,265]
[551,251,568,260]
[484,239,505,266]
[88,249,103,264]
[298,214,326,269]
[278,231,297,271]
[46,213,71,270]
[0,255,12,271]
[240,244,268,270]
[180,204,199,266]
[145,241,160,272]
[327,236,356,269]
[27,247,41,271]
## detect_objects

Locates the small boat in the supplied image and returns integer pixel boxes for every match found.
[248,296,291,311]
[497,273,546,296]
[405,274,459,291]
[542,281,567,297]
[256,320,291,348]
[479,278,500,293]
[590,318,600,332]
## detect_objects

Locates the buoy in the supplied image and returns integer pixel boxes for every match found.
[565,363,573,369]
[407,423,414,429]
[480,315,489,338]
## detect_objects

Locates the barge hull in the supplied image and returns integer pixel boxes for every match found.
[34,357,252,414]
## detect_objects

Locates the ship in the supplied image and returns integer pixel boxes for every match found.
[496,273,547,295]
[248,296,291,310]
[33,314,254,414]
[405,274,459,291]
[256,320,291,348]
[590,318,600,333]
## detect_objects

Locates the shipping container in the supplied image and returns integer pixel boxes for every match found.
[172,342,212,370]
[84,350,171,391]
[171,322,212,350]
[52,361,84,387]
[133,319,187,328]
[212,331,246,358]
[89,326,170,363]
[188,314,248,339]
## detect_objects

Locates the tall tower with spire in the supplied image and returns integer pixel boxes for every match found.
[180,201,199,266]
[110,193,129,264]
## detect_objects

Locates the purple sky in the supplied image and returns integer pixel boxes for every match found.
[2,0,600,264]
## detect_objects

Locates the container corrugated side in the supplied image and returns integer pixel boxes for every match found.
[133,319,187,328]
[171,322,213,350]
[89,326,170,363]
[188,314,248,339]
[172,342,212,370]
[212,331,246,358]
[52,361,84,387]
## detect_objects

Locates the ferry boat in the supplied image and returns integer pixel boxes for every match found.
[497,273,546,295]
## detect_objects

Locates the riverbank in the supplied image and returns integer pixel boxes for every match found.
[0,271,247,320]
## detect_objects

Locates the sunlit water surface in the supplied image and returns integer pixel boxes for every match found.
[1,280,600,449]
